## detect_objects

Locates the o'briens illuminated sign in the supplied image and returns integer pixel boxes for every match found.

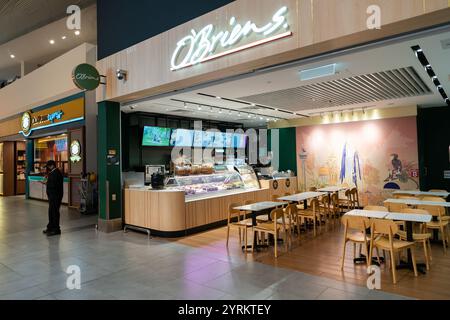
[171,6,292,71]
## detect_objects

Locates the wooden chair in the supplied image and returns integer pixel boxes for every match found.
[418,202,449,252]
[340,215,371,270]
[298,198,321,237]
[330,193,341,218]
[368,219,418,284]
[364,205,388,212]
[226,203,253,252]
[420,196,449,222]
[252,208,287,258]
[283,204,302,243]
[309,187,317,192]
[338,189,353,213]
[352,188,361,209]
[397,208,432,270]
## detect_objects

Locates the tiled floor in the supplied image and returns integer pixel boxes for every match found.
[0,196,413,300]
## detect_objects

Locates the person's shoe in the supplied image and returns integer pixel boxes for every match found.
[46,230,61,237]
[43,229,49,234]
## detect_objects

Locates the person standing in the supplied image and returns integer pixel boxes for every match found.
[43,160,64,236]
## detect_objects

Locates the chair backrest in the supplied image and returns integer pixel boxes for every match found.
[352,188,360,206]
[370,218,398,237]
[245,199,255,205]
[386,202,407,213]
[321,195,330,208]
[330,193,339,206]
[309,187,317,192]
[429,189,448,193]
[285,204,298,220]
[364,205,388,212]
[270,208,285,225]
[310,198,320,213]
[417,204,445,217]
[284,192,291,196]
[419,196,445,202]
[341,215,370,232]
[228,203,242,220]
[271,194,281,202]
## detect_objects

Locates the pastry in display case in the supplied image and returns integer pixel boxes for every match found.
[165,171,248,199]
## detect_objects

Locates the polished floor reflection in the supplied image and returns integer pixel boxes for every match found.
[0,196,411,300]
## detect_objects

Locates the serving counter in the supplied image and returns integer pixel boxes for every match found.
[124,177,297,237]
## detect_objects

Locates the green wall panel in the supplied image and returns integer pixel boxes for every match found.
[98,101,122,220]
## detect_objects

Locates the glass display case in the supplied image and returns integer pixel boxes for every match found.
[165,171,249,199]
[234,165,260,189]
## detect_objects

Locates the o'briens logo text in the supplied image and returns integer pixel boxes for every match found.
[170,6,292,71]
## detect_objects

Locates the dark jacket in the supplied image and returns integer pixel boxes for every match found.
[46,168,64,199]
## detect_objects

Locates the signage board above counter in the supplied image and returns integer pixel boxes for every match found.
[170,6,292,71]
[20,97,85,137]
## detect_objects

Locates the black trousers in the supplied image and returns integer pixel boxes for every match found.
[47,195,63,232]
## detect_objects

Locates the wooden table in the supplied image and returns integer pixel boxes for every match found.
[234,201,288,251]
[384,198,450,207]
[393,190,449,198]
[278,192,326,209]
[318,186,348,193]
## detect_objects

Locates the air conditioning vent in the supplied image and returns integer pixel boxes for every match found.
[239,66,432,111]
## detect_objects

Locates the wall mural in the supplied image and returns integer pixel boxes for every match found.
[296,116,419,206]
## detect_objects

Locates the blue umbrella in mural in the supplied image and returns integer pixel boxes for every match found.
[353,151,361,188]
[340,143,347,184]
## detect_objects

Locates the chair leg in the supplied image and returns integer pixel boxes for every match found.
[427,239,433,261]
[423,241,430,271]
[441,226,447,252]
[274,232,278,258]
[340,240,347,270]
[375,247,381,266]
[410,248,418,277]
[353,243,356,259]
[313,216,317,237]
[226,225,230,247]
[390,249,397,284]
[244,227,248,253]
[251,230,256,254]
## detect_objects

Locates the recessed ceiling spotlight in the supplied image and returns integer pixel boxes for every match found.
[250,103,256,106]
[10,54,15,59]
[216,96,222,99]
[74,30,80,36]
[129,105,136,110]
[49,39,55,44]
[274,108,279,111]
[62,36,67,40]
[184,102,187,109]
[198,105,202,111]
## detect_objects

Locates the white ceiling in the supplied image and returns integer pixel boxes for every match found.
[124,26,450,127]
[0,4,97,81]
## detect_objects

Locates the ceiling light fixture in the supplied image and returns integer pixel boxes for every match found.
[412,45,450,107]
[49,39,55,44]
[10,54,15,59]
[184,102,188,109]
[74,30,80,36]
[62,36,67,40]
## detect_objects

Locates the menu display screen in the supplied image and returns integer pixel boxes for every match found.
[142,126,171,147]
[170,129,194,147]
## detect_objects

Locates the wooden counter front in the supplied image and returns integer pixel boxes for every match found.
[124,177,297,237]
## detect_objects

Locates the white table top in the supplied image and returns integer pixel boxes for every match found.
[393,190,449,197]
[384,198,450,207]
[234,201,288,212]
[278,192,326,202]
[385,212,432,223]
[318,186,347,193]
[345,210,388,219]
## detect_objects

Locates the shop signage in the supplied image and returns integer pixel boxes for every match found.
[170,6,292,71]
[19,97,85,137]
[70,140,82,163]
[72,63,101,91]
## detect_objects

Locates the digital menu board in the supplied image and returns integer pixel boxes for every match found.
[142,126,171,146]
[170,129,194,147]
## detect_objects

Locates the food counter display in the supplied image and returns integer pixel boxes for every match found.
[28,176,69,204]
[124,166,297,237]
